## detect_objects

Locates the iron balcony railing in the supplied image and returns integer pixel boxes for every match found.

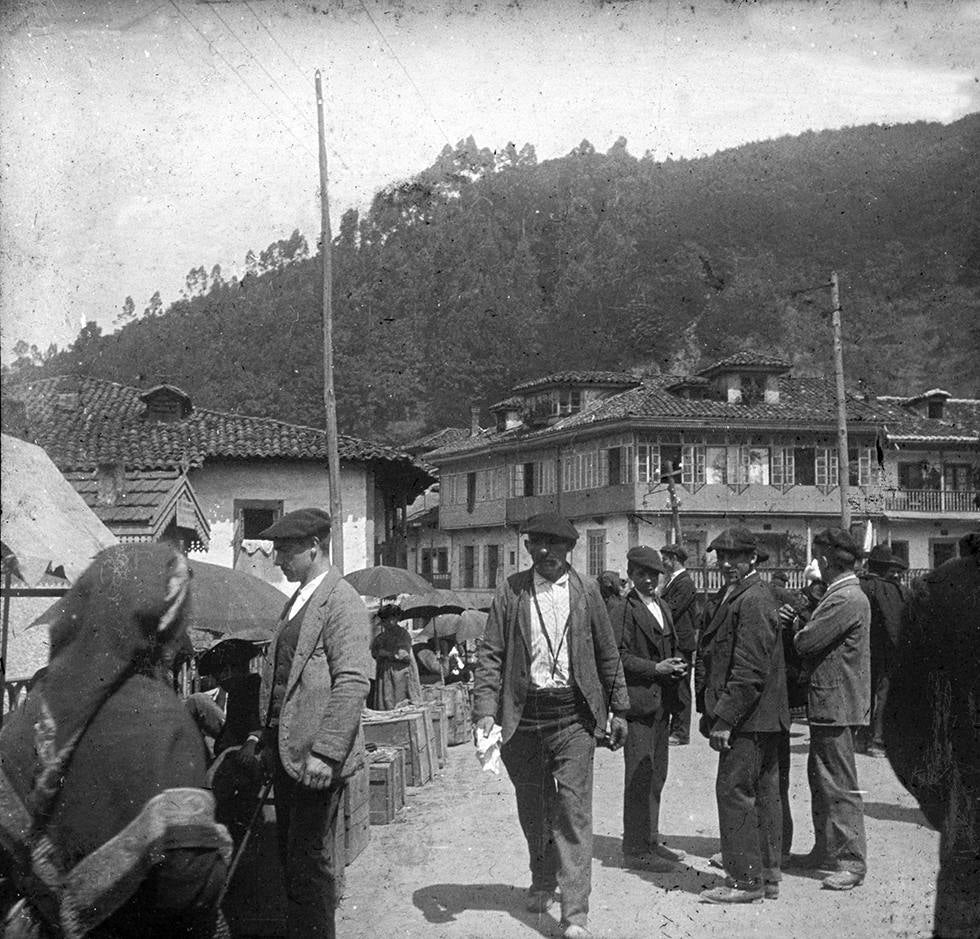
[883,489,978,513]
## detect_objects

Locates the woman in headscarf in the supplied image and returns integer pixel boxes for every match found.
[369,604,422,709]
[0,544,231,938]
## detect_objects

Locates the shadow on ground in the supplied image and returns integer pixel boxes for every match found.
[863,801,932,826]
[592,834,725,897]
[412,882,559,937]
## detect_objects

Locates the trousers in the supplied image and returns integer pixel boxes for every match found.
[622,713,671,854]
[274,757,345,938]
[670,671,692,743]
[807,725,867,875]
[500,688,596,929]
[716,731,783,888]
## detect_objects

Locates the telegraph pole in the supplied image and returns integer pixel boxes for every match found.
[316,70,344,571]
[830,271,851,530]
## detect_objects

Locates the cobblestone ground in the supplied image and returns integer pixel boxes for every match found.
[340,723,938,939]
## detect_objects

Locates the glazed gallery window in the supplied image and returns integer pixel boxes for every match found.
[587,530,606,577]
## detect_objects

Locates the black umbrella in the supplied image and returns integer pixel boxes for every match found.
[396,588,466,618]
[343,565,432,599]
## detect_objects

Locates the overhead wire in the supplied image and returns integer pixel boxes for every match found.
[355,0,454,150]
[167,0,318,161]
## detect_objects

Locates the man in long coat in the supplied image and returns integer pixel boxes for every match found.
[696,526,789,903]
[611,546,688,871]
[885,532,980,938]
[791,528,870,891]
[473,513,629,939]
[659,543,699,746]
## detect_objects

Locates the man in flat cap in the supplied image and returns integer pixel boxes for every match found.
[696,526,789,903]
[659,543,699,747]
[610,546,688,871]
[858,544,909,758]
[240,507,371,937]
[474,512,629,939]
[789,527,870,891]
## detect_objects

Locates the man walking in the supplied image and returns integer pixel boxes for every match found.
[858,544,909,758]
[696,527,789,904]
[659,543,698,746]
[473,513,629,939]
[612,546,688,871]
[241,508,371,937]
[791,528,871,891]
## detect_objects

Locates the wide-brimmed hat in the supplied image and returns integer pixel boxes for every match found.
[866,544,908,570]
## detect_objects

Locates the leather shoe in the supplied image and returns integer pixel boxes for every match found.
[668,735,689,746]
[708,851,725,870]
[822,870,864,891]
[623,852,679,873]
[764,882,779,899]
[785,851,834,871]
[651,841,685,862]
[525,889,555,913]
[562,925,593,939]
[700,885,765,904]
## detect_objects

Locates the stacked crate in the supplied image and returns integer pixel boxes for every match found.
[421,683,472,746]
[362,708,436,786]
[368,746,406,824]
[425,702,449,768]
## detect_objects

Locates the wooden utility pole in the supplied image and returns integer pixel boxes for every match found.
[663,460,682,544]
[316,70,344,571]
[830,271,851,530]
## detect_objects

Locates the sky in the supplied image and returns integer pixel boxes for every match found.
[1,0,977,358]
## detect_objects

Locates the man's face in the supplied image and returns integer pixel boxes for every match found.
[273,537,317,583]
[525,535,572,581]
[629,564,660,597]
[716,548,756,584]
[660,554,678,575]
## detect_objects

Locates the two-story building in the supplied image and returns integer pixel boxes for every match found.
[421,353,979,607]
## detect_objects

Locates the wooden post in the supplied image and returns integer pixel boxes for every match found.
[663,460,682,544]
[1,570,11,727]
[316,70,344,572]
[831,271,851,530]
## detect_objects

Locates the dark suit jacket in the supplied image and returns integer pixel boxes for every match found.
[696,573,789,733]
[259,566,372,780]
[609,590,678,720]
[660,570,699,655]
[794,573,871,727]
[859,572,909,673]
[473,567,630,744]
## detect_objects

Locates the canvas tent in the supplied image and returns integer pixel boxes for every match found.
[1,433,117,691]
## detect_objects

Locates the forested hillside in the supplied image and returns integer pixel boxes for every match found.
[6,114,978,443]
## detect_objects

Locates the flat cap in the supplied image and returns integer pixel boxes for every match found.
[258,507,332,541]
[812,527,864,560]
[626,546,666,573]
[708,526,757,552]
[520,513,579,543]
[660,543,688,562]
[867,544,908,570]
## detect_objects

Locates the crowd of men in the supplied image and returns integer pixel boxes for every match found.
[474,513,980,939]
[1,503,975,939]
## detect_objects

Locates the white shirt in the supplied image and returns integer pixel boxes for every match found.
[640,593,670,634]
[287,570,329,620]
[529,571,571,689]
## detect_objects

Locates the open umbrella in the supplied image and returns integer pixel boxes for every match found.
[456,609,488,642]
[396,588,466,619]
[417,612,462,639]
[343,565,432,599]
[32,560,285,649]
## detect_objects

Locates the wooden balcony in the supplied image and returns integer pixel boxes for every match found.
[420,571,452,589]
[883,489,978,514]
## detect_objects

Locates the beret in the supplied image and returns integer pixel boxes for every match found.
[626,546,665,574]
[812,527,864,559]
[519,513,579,543]
[258,507,332,541]
[707,526,757,552]
[866,544,908,569]
[771,571,789,583]
[660,543,688,562]
[755,547,770,563]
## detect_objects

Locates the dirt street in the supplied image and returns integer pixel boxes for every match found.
[340,722,939,939]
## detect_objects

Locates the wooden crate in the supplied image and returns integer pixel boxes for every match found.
[425,702,449,768]
[368,747,406,825]
[363,710,432,786]
[343,761,371,864]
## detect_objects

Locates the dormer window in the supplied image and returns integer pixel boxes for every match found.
[139,384,193,423]
[557,389,582,415]
[928,401,944,419]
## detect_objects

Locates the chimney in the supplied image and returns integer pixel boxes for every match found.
[470,404,481,436]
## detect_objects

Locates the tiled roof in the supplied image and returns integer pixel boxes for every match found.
[489,396,523,411]
[4,375,433,476]
[511,370,640,393]
[697,351,791,375]
[427,374,979,460]
[402,426,472,452]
